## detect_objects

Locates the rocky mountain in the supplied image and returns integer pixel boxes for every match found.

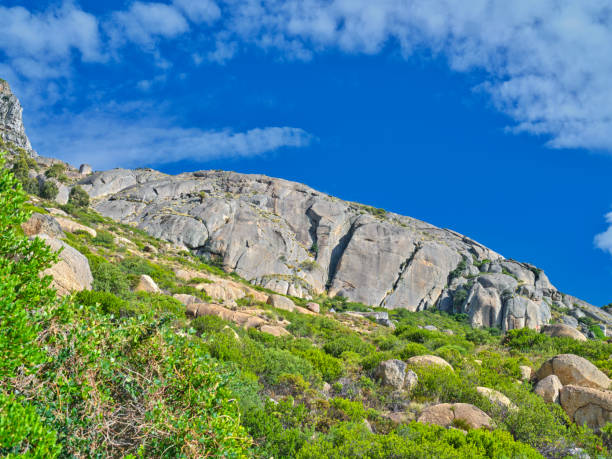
[2,80,610,336]
[0,79,32,152]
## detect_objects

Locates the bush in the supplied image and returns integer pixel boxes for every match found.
[74,290,128,316]
[192,315,228,335]
[44,163,67,181]
[323,335,375,358]
[39,180,59,200]
[91,262,131,296]
[68,186,89,207]
[92,230,115,248]
[299,347,343,382]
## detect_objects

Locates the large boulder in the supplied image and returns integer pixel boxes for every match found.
[54,217,97,238]
[535,354,610,390]
[374,359,417,391]
[135,275,161,293]
[476,387,517,411]
[541,324,587,342]
[39,235,93,295]
[267,294,296,312]
[22,213,64,238]
[406,355,453,370]
[559,385,612,430]
[417,403,493,430]
[534,375,563,403]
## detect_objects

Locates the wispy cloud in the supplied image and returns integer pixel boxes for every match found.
[28,104,313,169]
[595,212,612,256]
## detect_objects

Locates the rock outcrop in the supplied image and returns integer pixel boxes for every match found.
[535,354,610,390]
[559,385,612,430]
[417,403,493,430]
[0,80,33,152]
[541,324,587,341]
[39,235,93,295]
[78,167,610,333]
[22,213,64,238]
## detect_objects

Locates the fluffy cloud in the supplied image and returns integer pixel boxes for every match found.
[595,213,612,256]
[28,105,312,169]
[0,3,101,79]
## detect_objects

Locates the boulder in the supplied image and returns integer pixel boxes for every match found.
[39,235,93,295]
[22,213,64,238]
[54,216,97,238]
[374,359,409,390]
[135,275,161,293]
[534,375,563,403]
[406,355,453,370]
[541,324,587,342]
[423,325,437,331]
[307,302,320,313]
[519,365,532,381]
[560,385,612,430]
[535,354,610,390]
[187,303,266,329]
[476,387,518,411]
[79,164,92,175]
[267,294,296,312]
[417,403,493,430]
[173,293,199,305]
[200,281,245,302]
[259,325,290,337]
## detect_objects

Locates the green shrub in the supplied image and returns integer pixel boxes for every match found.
[44,163,67,181]
[398,342,429,360]
[91,262,131,296]
[191,315,228,335]
[92,230,115,248]
[39,180,59,200]
[323,335,375,358]
[0,394,61,457]
[68,186,89,207]
[299,347,343,382]
[74,290,128,316]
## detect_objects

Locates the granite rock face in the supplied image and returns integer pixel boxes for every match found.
[77,168,611,333]
[0,80,33,152]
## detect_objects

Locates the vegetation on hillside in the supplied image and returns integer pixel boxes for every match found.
[1,152,612,458]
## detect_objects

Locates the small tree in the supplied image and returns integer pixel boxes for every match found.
[68,185,90,207]
[39,180,59,200]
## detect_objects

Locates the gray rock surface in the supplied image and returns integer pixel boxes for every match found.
[77,167,611,333]
[374,359,408,390]
[0,80,33,151]
[39,235,93,295]
[534,375,563,404]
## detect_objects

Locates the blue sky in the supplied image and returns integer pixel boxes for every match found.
[1,0,611,305]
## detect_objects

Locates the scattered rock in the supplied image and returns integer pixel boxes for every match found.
[541,324,587,342]
[534,375,563,404]
[535,354,610,390]
[46,207,68,217]
[259,325,290,337]
[406,355,453,370]
[173,293,199,305]
[374,359,408,390]
[39,235,93,295]
[560,385,612,430]
[267,294,296,312]
[519,366,532,381]
[307,302,320,313]
[418,403,493,430]
[54,216,97,238]
[423,325,437,331]
[476,387,518,411]
[135,274,161,293]
[22,213,64,238]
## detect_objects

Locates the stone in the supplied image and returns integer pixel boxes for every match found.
[267,294,296,312]
[22,213,64,238]
[476,387,518,411]
[561,315,579,328]
[39,235,93,295]
[307,302,320,313]
[535,354,610,390]
[541,324,587,341]
[443,329,454,335]
[417,403,493,430]
[173,294,199,305]
[423,325,437,331]
[79,164,92,175]
[404,369,418,391]
[406,355,453,370]
[560,385,612,430]
[187,303,266,329]
[374,359,408,390]
[53,216,97,238]
[47,207,68,217]
[519,365,532,381]
[259,325,290,337]
[534,375,563,404]
[135,274,161,293]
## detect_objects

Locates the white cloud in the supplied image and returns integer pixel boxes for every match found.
[595,212,612,256]
[109,2,189,47]
[218,0,612,152]
[0,2,102,79]
[28,105,313,169]
[173,0,221,23]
